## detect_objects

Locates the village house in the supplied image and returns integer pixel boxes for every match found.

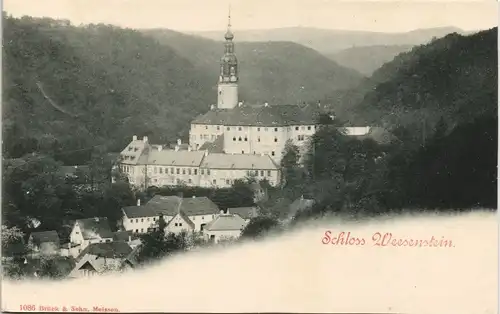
[28,230,60,257]
[113,230,142,249]
[69,217,114,256]
[164,210,196,234]
[67,241,139,279]
[146,195,220,232]
[203,213,248,243]
[121,199,160,234]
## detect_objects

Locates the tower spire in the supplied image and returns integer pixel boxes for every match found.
[228,5,231,30]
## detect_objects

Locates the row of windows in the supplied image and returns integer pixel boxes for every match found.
[197,134,217,140]
[153,167,199,175]
[247,170,273,177]
[232,136,279,143]
[121,165,134,174]
[194,125,315,132]
[129,217,157,223]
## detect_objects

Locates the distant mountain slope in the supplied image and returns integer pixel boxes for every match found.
[327,45,414,76]
[325,28,497,133]
[189,26,465,55]
[141,29,363,105]
[3,15,215,159]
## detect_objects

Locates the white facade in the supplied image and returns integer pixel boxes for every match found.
[217,83,238,109]
[122,213,160,234]
[189,123,224,150]
[204,229,242,243]
[164,213,195,234]
[69,222,113,253]
[188,214,216,232]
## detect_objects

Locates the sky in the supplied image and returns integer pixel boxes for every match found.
[3,0,498,33]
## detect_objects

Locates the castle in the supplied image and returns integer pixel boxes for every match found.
[118,14,371,190]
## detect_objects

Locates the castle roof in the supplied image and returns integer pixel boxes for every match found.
[191,104,326,127]
[146,195,220,216]
[200,153,278,170]
[145,150,206,167]
[205,214,247,231]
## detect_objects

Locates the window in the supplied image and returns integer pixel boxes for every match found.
[257,128,260,131]
[106,239,111,243]
[244,137,248,141]
[175,223,178,226]
[241,150,245,154]
[233,137,236,141]
[267,170,271,176]
[76,231,80,234]
[295,126,299,131]
[238,137,242,141]
[274,128,278,132]
[226,179,230,184]
[205,126,208,129]
[201,169,204,175]
[182,169,186,175]
[159,167,163,174]
[179,223,183,227]
[171,168,174,174]
[129,219,133,224]
[217,126,220,131]
[207,169,211,175]
[257,137,261,142]
[307,126,311,130]
[153,217,156,221]
[141,218,144,222]
[298,135,305,141]
[227,127,230,131]
[192,216,196,220]
[147,218,150,221]
[135,229,138,233]
[188,169,192,175]
[238,127,242,131]
[154,167,158,174]
[176,168,180,174]
[188,178,192,183]
[260,170,264,176]
[200,135,203,140]
[141,228,144,233]
[136,219,139,223]
[203,216,205,220]
[212,179,216,184]
[271,151,275,156]
[274,138,278,142]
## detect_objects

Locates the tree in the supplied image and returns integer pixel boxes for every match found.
[240,216,281,239]
[280,140,301,187]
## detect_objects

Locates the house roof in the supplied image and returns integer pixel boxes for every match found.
[144,149,206,167]
[227,207,259,220]
[119,139,150,165]
[199,134,225,153]
[165,211,195,230]
[122,205,158,219]
[75,241,133,262]
[29,230,60,246]
[191,109,234,125]
[205,214,247,231]
[146,195,220,216]
[74,217,114,240]
[200,153,278,170]
[113,230,134,242]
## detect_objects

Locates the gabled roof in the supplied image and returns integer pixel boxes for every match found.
[29,230,60,246]
[74,217,114,240]
[113,230,134,242]
[200,153,278,170]
[227,207,259,220]
[75,241,133,262]
[146,195,220,216]
[165,211,195,230]
[122,205,158,218]
[120,139,150,165]
[205,214,247,231]
[144,149,206,167]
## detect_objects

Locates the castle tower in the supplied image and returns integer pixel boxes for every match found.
[217,7,239,109]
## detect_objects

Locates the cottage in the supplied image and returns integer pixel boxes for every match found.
[113,230,142,249]
[68,242,138,279]
[28,230,60,257]
[146,195,220,232]
[69,217,114,256]
[164,210,195,235]
[121,200,160,234]
[203,214,247,243]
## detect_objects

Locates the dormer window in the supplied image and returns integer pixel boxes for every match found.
[128,147,133,151]
[238,127,242,131]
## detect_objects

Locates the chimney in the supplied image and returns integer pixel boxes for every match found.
[132,135,137,141]
[175,145,180,152]
[210,104,215,110]
[238,101,243,107]
[158,146,163,152]
[264,102,269,107]
[177,139,182,146]
[137,199,141,206]
[226,209,230,214]
[143,136,148,143]
[188,146,192,151]
[128,235,131,242]
[95,217,100,222]
[204,150,209,157]
[220,209,224,215]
